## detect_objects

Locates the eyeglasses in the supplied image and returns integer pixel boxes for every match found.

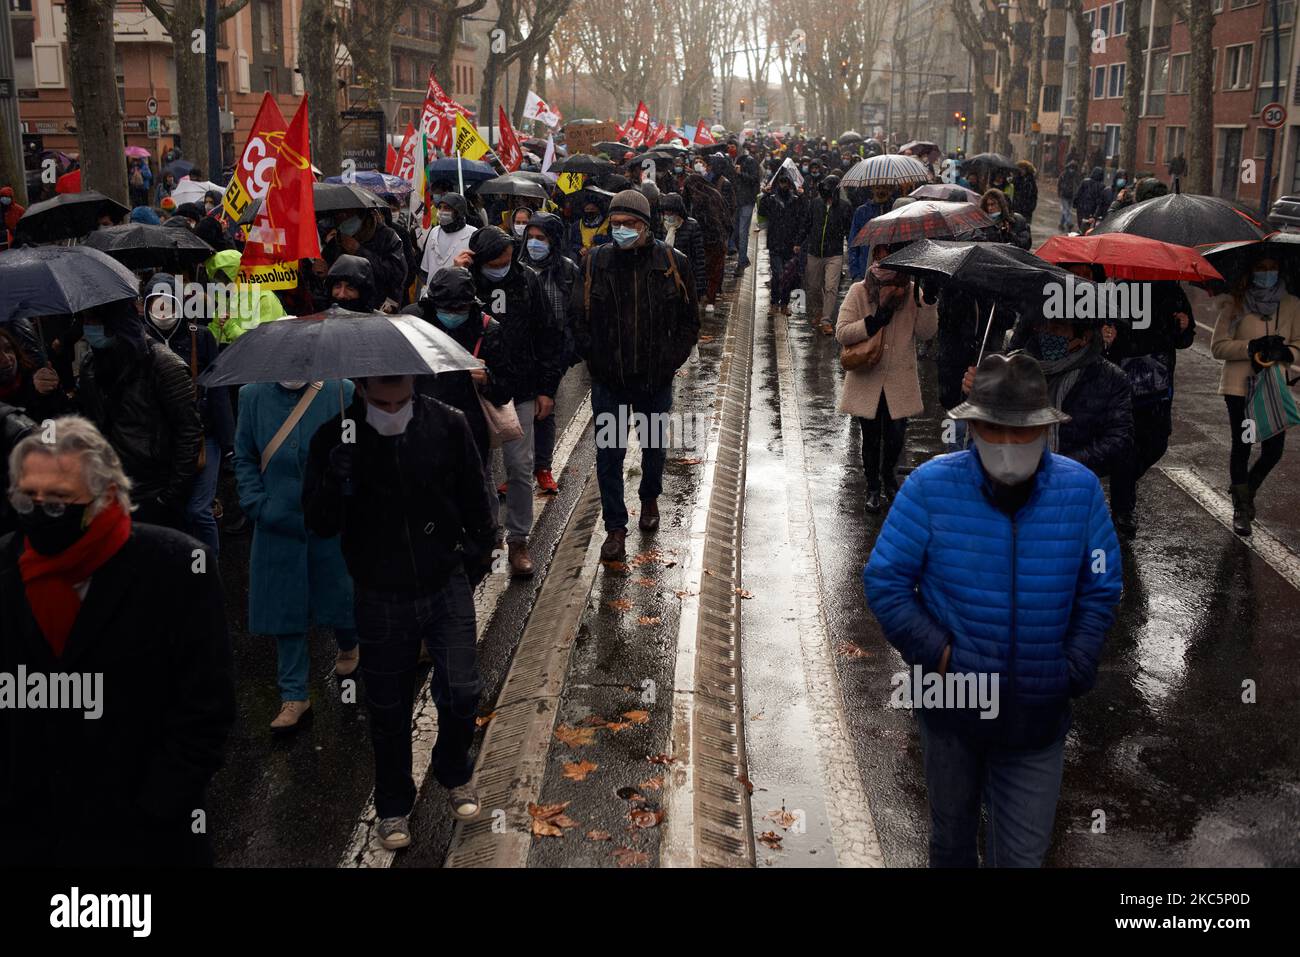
[9,493,90,518]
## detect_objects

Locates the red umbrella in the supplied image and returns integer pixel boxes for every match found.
[55,169,82,194]
[852,200,992,248]
[1035,233,1223,282]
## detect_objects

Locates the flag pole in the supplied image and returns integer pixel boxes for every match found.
[456,139,464,196]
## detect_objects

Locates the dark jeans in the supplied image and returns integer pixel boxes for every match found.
[917,711,1066,867]
[705,247,725,305]
[354,573,481,818]
[1110,399,1172,514]
[1226,393,1287,487]
[534,408,556,471]
[859,396,907,492]
[591,379,673,532]
[769,251,791,305]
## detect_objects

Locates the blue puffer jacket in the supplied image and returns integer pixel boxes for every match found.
[864,448,1122,744]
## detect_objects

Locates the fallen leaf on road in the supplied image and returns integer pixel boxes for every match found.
[563,760,599,782]
[614,846,650,867]
[735,588,755,599]
[638,776,663,791]
[602,560,629,573]
[674,589,696,599]
[616,786,644,801]
[528,801,579,838]
[750,711,765,721]
[669,456,704,466]
[637,616,661,626]
[635,577,656,587]
[622,710,650,724]
[475,711,496,727]
[699,335,716,343]
[758,831,783,850]
[646,753,678,765]
[605,721,632,733]
[577,714,610,727]
[606,598,633,612]
[737,773,755,795]
[764,807,798,830]
[532,818,563,838]
[586,830,612,841]
[835,641,869,659]
[664,560,677,568]
[629,807,664,828]
[554,724,597,747]
[630,549,665,566]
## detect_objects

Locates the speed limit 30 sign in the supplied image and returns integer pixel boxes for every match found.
[1262,102,1287,129]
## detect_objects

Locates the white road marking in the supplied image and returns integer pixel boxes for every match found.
[1162,466,1300,592]
[339,395,593,867]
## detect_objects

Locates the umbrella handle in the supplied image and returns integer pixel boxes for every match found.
[976,303,998,365]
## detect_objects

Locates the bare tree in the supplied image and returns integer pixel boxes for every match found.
[140,0,251,175]
[1166,0,1214,194]
[431,1,490,83]
[342,0,411,110]
[1119,17,1147,178]
[1066,0,1092,165]
[741,1,776,118]
[950,0,991,154]
[572,0,665,119]
[65,0,127,204]
[298,0,344,174]
[1023,0,1047,154]
[480,0,572,128]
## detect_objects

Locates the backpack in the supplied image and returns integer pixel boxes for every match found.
[1058,168,1080,202]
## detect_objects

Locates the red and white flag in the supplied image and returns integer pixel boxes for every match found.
[498,107,524,172]
[418,70,475,153]
[243,96,319,268]
[625,101,650,147]
[523,91,562,128]
[693,121,716,146]
[393,122,418,180]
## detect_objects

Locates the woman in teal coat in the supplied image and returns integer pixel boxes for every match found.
[234,379,358,732]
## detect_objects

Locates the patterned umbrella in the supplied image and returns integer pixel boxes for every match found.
[911,183,982,204]
[852,201,993,248]
[842,154,931,189]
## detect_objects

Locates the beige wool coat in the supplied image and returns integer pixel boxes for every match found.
[835,280,939,419]
[1210,292,1300,396]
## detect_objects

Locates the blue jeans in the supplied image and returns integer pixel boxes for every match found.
[1059,198,1074,231]
[917,712,1066,867]
[276,628,358,701]
[734,203,754,265]
[354,575,480,816]
[534,408,556,471]
[186,436,221,556]
[591,380,674,532]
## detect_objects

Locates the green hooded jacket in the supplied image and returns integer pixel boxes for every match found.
[204,249,287,344]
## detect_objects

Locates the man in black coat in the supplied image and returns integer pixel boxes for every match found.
[571,189,700,562]
[466,226,565,577]
[799,174,854,333]
[733,146,761,271]
[303,378,496,849]
[0,416,234,867]
[658,193,707,299]
[322,208,408,312]
[757,173,807,314]
[1073,167,1112,228]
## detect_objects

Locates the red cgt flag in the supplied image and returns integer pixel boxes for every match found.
[693,121,716,146]
[498,107,523,172]
[242,95,319,268]
[626,101,650,147]
[394,121,418,180]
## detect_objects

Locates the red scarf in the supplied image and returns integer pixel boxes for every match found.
[18,501,132,657]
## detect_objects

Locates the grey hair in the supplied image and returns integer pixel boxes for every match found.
[8,415,133,518]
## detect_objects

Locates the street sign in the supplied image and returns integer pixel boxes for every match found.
[1262,102,1287,130]
[146,96,158,116]
[147,115,160,138]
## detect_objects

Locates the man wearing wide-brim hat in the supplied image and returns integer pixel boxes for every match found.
[864,352,1123,867]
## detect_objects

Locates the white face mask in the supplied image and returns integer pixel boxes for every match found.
[279,381,307,391]
[513,223,527,237]
[149,299,180,332]
[973,434,1046,485]
[365,398,414,436]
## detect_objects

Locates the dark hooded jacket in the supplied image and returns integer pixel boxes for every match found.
[708,154,737,225]
[520,212,582,367]
[659,194,706,298]
[682,174,730,250]
[757,178,808,256]
[323,212,407,308]
[326,254,378,310]
[802,177,854,257]
[1073,167,1112,222]
[469,226,565,403]
[734,152,761,206]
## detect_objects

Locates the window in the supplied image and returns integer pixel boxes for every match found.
[258,2,274,55]
[1211,0,1223,10]
[1094,65,1106,98]
[1084,9,1095,33]
[1104,124,1120,158]
[1011,111,1024,134]
[1146,125,1158,163]
[262,67,277,95]
[1099,5,1111,36]
[392,54,402,88]
[1170,53,1190,94]
[1257,127,1277,159]
[1113,0,1126,35]
[1230,0,1257,8]
[1148,51,1168,115]
[1064,66,1076,116]
[1166,125,1186,163]
[1256,32,1292,112]
[1042,85,1062,112]
[1212,48,1219,90]
[988,91,999,114]
[1224,43,1253,90]
[1109,62,1126,98]
[1048,35,1065,60]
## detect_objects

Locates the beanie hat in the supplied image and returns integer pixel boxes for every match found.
[608,188,651,226]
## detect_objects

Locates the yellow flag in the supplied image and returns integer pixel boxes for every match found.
[453,113,491,161]
[557,172,585,195]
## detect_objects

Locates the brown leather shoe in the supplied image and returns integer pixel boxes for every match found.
[270,699,312,734]
[600,529,627,562]
[508,540,534,577]
[639,499,660,532]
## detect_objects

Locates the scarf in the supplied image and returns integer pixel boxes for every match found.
[1244,281,1285,319]
[18,501,132,657]
[1036,336,1101,450]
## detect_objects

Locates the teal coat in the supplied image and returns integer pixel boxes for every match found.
[234,380,355,635]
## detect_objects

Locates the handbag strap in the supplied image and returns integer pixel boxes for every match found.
[260,382,323,473]
[187,324,200,398]
[473,312,489,358]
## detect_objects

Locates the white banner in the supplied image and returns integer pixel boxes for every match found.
[523,91,562,129]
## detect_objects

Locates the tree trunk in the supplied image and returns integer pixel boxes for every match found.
[1026,1,1046,131]
[65,0,128,205]
[1069,0,1091,165]
[165,1,209,174]
[299,0,342,174]
[1185,3,1214,194]
[994,42,1013,155]
[1120,23,1146,178]
[512,44,535,128]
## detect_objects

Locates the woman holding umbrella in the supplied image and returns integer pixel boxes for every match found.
[1210,258,1300,536]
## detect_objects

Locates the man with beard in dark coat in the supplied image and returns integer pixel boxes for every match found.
[466,226,564,577]
[756,172,807,314]
[570,189,700,562]
[0,416,234,866]
[322,208,408,312]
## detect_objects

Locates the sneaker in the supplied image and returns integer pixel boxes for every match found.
[705,303,716,314]
[270,699,312,733]
[377,815,411,850]
[335,646,360,677]
[535,468,559,494]
[450,784,481,820]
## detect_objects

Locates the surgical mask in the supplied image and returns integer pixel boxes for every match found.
[339,216,363,236]
[17,501,93,556]
[1114,179,1126,189]
[674,166,684,174]
[150,310,180,333]
[526,238,550,261]
[279,380,307,391]
[83,325,112,349]
[430,192,445,207]
[482,263,511,281]
[437,210,455,227]
[974,434,1046,486]
[800,164,809,173]
[366,399,413,436]
[512,223,527,237]
[694,164,707,175]
[1252,270,1280,289]
[663,215,682,229]
[988,211,1003,221]
[1038,332,1071,361]
[612,225,641,248]
[582,213,602,227]
[0,197,10,207]
[437,309,469,328]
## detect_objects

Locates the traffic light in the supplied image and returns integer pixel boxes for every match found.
[840,59,849,79]
[740,98,747,114]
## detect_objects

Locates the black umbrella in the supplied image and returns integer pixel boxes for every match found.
[198,306,483,387]
[959,152,1017,176]
[162,159,196,180]
[311,182,389,214]
[592,141,630,157]
[1090,192,1269,247]
[693,142,732,156]
[1199,234,1300,291]
[553,154,616,176]
[477,174,549,201]
[635,150,680,168]
[881,239,1104,314]
[15,191,131,244]
[838,130,864,145]
[0,245,140,322]
[80,223,214,271]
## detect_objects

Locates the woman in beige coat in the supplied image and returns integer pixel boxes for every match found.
[837,244,939,512]
[1210,256,1300,536]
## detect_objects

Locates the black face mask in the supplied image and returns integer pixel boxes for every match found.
[582,214,602,228]
[18,503,92,556]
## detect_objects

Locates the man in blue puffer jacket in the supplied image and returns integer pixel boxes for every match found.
[864,352,1122,867]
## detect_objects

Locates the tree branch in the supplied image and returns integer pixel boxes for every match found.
[217,0,252,24]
